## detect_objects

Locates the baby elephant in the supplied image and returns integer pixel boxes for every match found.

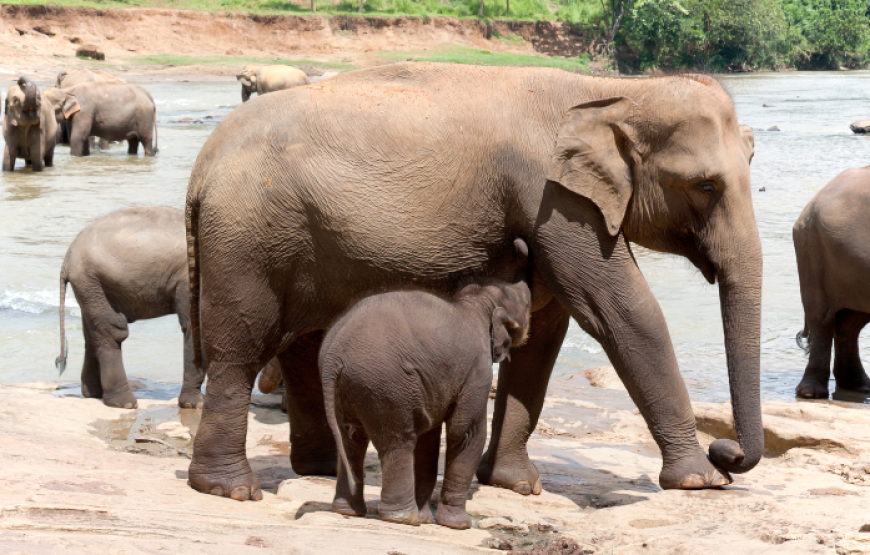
[56,207,204,409]
[321,239,532,530]
[3,76,57,172]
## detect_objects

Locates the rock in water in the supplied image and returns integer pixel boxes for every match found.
[850,119,870,134]
[76,44,105,60]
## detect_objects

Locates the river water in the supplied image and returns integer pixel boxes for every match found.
[2,71,869,403]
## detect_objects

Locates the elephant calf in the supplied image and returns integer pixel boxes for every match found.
[321,239,532,529]
[794,166,870,398]
[237,64,309,102]
[56,207,204,409]
[3,76,57,172]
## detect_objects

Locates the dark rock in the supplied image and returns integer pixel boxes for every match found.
[758,187,766,192]
[767,126,780,132]
[850,119,870,134]
[172,116,204,124]
[763,103,773,107]
[76,44,105,61]
[32,25,55,36]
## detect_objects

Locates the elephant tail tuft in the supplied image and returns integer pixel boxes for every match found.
[56,253,70,374]
[795,323,810,355]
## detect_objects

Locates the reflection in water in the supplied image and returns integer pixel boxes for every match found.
[3,72,870,404]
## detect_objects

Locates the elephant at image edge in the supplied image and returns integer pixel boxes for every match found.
[3,76,57,172]
[322,240,532,529]
[54,68,127,146]
[43,82,157,157]
[237,65,309,102]
[185,63,762,502]
[794,166,870,398]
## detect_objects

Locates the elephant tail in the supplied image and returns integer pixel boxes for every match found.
[56,253,70,374]
[796,322,810,355]
[153,109,159,153]
[186,188,202,367]
[322,355,355,492]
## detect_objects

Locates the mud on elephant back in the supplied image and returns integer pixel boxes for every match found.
[184,63,762,502]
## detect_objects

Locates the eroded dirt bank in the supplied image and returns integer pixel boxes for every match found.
[2,370,870,554]
[0,4,593,77]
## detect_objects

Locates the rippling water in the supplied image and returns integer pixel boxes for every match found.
[2,71,869,403]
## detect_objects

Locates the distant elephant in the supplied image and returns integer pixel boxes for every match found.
[56,207,206,409]
[794,166,870,398]
[55,68,126,146]
[3,76,57,172]
[43,83,157,157]
[237,65,309,102]
[185,63,761,502]
[322,239,531,529]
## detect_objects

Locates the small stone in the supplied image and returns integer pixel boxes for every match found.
[850,119,870,134]
[758,187,766,192]
[478,516,529,533]
[763,103,773,107]
[172,116,204,124]
[484,538,513,550]
[860,524,870,532]
[767,125,780,132]
[76,44,105,61]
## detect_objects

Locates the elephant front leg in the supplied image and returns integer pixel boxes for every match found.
[28,128,44,172]
[477,298,569,495]
[3,141,16,171]
[189,361,263,501]
[833,310,870,393]
[796,318,834,399]
[278,331,338,476]
[438,391,488,530]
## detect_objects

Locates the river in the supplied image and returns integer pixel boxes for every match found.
[2,71,869,403]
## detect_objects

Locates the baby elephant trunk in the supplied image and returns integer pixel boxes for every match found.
[19,77,41,124]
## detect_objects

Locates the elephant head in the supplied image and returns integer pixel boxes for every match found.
[41,87,81,123]
[545,80,761,476]
[5,77,42,127]
[490,238,533,363]
[237,65,259,102]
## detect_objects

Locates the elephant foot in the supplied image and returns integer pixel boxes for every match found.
[435,503,471,530]
[290,438,338,476]
[659,451,732,490]
[188,463,263,501]
[476,451,542,496]
[378,502,421,526]
[178,388,204,409]
[834,372,870,394]
[332,495,367,517]
[796,375,830,399]
[102,387,138,410]
[80,381,102,399]
[418,502,434,524]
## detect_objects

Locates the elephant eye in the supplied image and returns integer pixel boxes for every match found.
[697,181,716,194]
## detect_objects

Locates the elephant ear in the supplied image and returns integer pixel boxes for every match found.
[491,307,519,364]
[239,76,252,88]
[62,96,81,119]
[739,125,755,165]
[546,96,637,237]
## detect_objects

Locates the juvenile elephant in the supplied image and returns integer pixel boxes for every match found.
[3,76,57,172]
[794,166,870,398]
[43,83,157,157]
[56,68,126,144]
[185,63,762,502]
[322,239,532,529]
[237,65,309,102]
[56,207,205,409]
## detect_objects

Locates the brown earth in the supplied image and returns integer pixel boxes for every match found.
[0,5,597,80]
[3,369,870,554]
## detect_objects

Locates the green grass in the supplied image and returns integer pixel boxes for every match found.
[126,53,356,70]
[379,45,590,72]
[2,0,604,26]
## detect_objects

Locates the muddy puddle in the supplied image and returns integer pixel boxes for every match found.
[89,403,201,459]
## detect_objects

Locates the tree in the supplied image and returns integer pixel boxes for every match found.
[479,0,484,16]
[359,0,365,13]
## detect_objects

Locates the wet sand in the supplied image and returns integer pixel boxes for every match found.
[3,370,870,554]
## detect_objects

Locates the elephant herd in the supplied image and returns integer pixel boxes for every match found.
[6,62,870,527]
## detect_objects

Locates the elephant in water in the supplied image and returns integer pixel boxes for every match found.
[185,63,761,502]
[43,83,157,156]
[794,166,870,398]
[3,76,57,172]
[54,68,126,147]
[237,65,309,102]
[322,239,532,529]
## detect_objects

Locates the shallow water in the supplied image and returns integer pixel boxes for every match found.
[2,71,869,403]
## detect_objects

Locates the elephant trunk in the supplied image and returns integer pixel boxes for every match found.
[708,234,764,474]
[19,77,41,123]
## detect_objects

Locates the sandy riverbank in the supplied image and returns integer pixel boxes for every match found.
[2,368,870,554]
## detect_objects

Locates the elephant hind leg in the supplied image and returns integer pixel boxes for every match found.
[127,136,140,155]
[80,324,102,399]
[796,315,835,399]
[833,309,870,393]
[414,425,442,524]
[332,421,369,518]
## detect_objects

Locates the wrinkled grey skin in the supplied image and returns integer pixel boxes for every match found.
[794,166,870,399]
[3,77,57,172]
[56,207,204,409]
[185,63,762,502]
[322,239,532,530]
[55,69,126,147]
[237,65,309,102]
[43,83,157,157]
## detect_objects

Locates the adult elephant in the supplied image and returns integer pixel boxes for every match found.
[237,65,309,102]
[794,167,870,398]
[55,68,126,146]
[43,83,157,157]
[185,63,762,501]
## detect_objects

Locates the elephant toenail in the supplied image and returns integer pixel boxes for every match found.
[230,486,250,500]
[251,489,263,501]
[210,486,224,496]
[513,481,531,495]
